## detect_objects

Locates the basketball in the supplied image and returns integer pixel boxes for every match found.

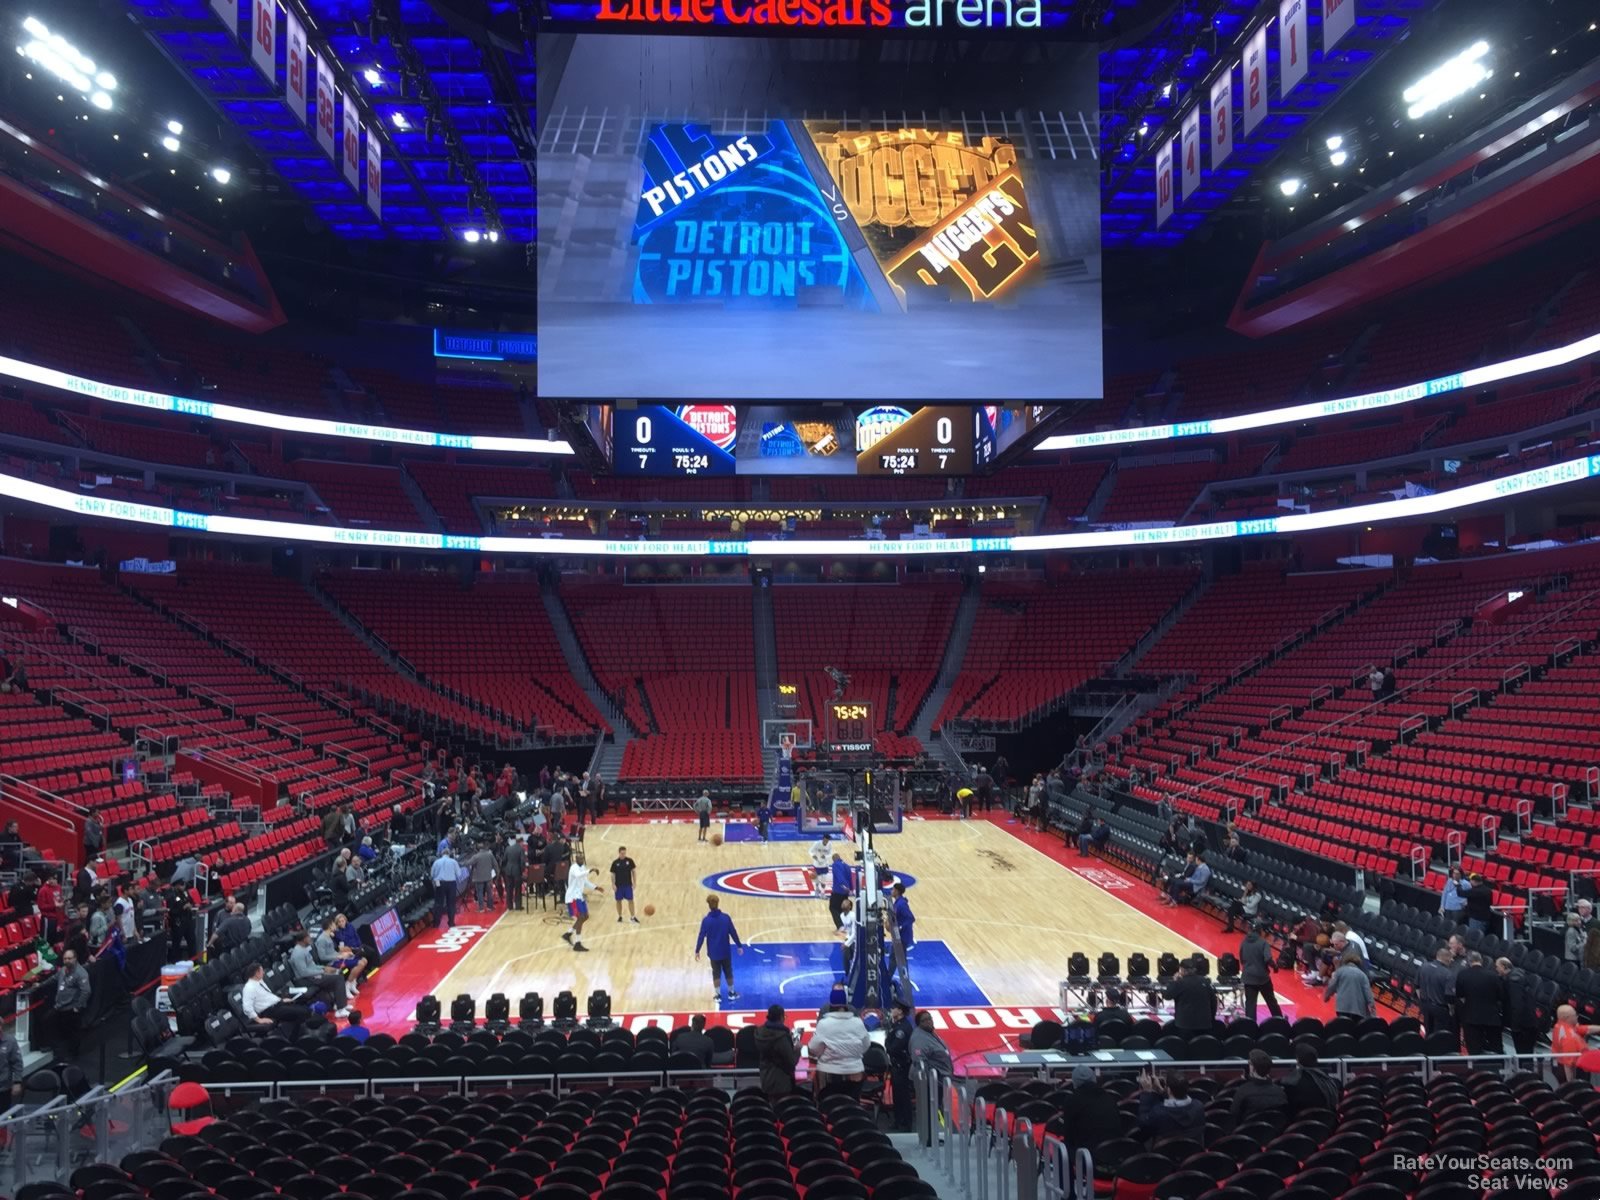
[710,833,723,846]
[643,904,656,917]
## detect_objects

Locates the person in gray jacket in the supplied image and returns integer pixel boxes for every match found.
[1565,913,1585,964]
[53,949,91,1059]
[1239,923,1282,1020]
[0,1027,22,1102]
[1323,949,1376,1018]
[288,930,349,1012]
[467,844,497,911]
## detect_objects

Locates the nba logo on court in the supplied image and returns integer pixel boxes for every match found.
[704,868,917,898]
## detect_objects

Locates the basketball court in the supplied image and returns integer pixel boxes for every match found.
[360,814,1221,1027]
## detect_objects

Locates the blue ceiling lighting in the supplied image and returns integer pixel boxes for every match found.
[1100,0,1427,247]
[126,0,533,242]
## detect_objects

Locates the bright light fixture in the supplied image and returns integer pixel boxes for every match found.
[19,19,101,96]
[1329,149,1348,167]
[1405,41,1491,120]
[161,135,180,152]
[487,229,500,243]
[1279,177,1302,196]
[94,70,114,90]
[90,90,110,110]
[363,67,381,86]
[211,166,231,184]
[1325,135,1343,150]
[167,119,183,135]
[463,229,481,243]
[391,111,409,130]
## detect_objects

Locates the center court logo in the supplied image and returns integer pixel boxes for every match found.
[704,867,917,898]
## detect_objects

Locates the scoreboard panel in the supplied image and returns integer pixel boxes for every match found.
[854,405,974,476]
[614,404,738,476]
[827,701,876,752]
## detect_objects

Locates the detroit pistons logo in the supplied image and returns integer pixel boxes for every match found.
[704,867,917,899]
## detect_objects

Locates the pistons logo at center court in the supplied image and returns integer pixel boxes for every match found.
[704,867,917,899]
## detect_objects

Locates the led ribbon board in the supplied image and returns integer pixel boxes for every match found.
[1036,331,1600,454]
[4,455,1594,556]
[0,355,571,456]
[0,327,1595,458]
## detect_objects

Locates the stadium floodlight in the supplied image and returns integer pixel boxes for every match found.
[363,67,381,86]
[94,70,114,90]
[1325,135,1343,150]
[1279,177,1302,196]
[90,90,110,110]
[161,135,180,152]
[1405,41,1491,120]
[166,119,183,135]
[487,229,500,243]
[391,111,409,130]
[19,19,101,97]
[211,166,231,184]
[462,228,481,243]
[1329,149,1348,167]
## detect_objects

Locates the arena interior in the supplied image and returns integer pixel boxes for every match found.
[3,0,1600,1197]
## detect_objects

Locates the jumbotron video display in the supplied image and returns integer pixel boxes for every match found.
[537,34,1101,401]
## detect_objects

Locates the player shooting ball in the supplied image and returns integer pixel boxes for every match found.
[809,831,834,897]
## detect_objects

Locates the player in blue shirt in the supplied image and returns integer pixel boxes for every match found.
[891,881,915,952]
[829,853,854,931]
[694,895,745,1004]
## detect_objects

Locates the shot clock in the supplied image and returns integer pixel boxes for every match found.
[827,701,875,752]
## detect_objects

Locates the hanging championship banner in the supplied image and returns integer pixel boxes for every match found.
[285,11,309,124]
[1155,137,1174,228]
[250,0,277,86]
[341,99,363,191]
[315,67,337,159]
[209,0,236,33]
[1180,107,1201,200]
[1243,24,1269,136]
[1210,70,1234,170]
[1323,0,1355,52]
[1279,0,1308,97]
[366,135,383,219]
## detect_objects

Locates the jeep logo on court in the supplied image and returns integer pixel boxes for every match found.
[703,867,916,899]
[419,924,490,953]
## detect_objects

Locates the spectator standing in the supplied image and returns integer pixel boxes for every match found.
[1417,946,1458,1039]
[884,1000,916,1131]
[1463,873,1494,935]
[809,985,871,1099]
[754,1005,801,1098]
[430,849,458,929]
[1169,958,1218,1032]
[1501,959,1540,1057]
[502,836,527,911]
[1058,1065,1122,1164]
[1239,923,1282,1020]
[467,843,497,912]
[1440,866,1470,921]
[1323,950,1376,1018]
[1454,951,1506,1056]
[0,1025,21,1103]
[53,949,90,1059]
[82,813,103,862]
[1565,913,1585,964]
[1551,1005,1594,1082]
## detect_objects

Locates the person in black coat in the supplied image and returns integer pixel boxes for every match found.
[1500,958,1540,1056]
[884,1001,916,1131]
[1455,952,1507,1056]
[1464,873,1495,935]
[1059,1065,1124,1159]
[1168,958,1218,1033]
[1136,1071,1207,1147]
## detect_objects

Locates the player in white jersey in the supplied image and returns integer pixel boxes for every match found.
[809,832,833,897]
[561,851,603,953]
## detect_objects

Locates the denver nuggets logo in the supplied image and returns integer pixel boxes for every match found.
[704,868,917,898]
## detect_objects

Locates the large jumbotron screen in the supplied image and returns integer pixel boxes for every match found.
[536,33,1102,401]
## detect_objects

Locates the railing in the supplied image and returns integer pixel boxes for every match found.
[0,1069,177,1193]
[52,686,110,727]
